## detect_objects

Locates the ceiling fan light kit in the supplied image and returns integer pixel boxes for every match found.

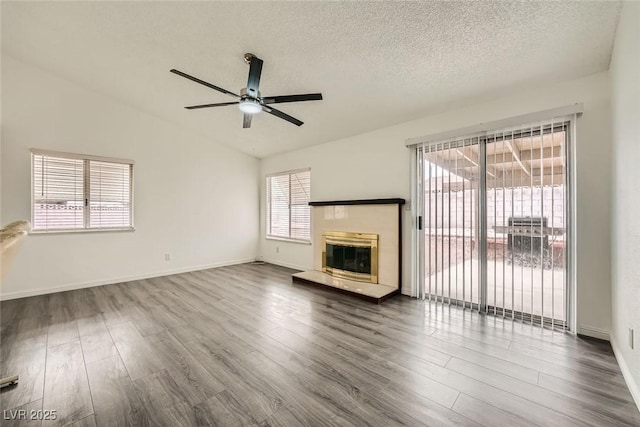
[238,99,263,114]
[171,53,323,128]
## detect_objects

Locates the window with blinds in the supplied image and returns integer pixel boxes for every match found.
[266,169,311,242]
[32,150,134,232]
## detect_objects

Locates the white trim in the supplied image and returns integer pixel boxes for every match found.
[265,235,311,245]
[0,257,255,301]
[405,103,584,146]
[30,227,135,235]
[567,115,578,333]
[401,288,414,297]
[261,257,308,272]
[30,148,135,165]
[611,337,640,411]
[578,325,611,341]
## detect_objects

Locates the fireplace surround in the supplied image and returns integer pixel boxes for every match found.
[292,198,404,303]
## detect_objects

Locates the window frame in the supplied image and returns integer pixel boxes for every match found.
[30,149,135,234]
[265,168,311,244]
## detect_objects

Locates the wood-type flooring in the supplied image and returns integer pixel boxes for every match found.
[1,263,638,426]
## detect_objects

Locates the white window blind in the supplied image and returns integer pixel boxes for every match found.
[89,161,132,229]
[266,169,310,242]
[33,154,85,230]
[32,150,134,232]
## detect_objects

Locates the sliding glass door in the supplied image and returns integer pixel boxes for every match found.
[418,120,571,329]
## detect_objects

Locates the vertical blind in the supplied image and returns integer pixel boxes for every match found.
[417,117,571,330]
[422,136,481,310]
[32,150,134,231]
[266,169,311,241]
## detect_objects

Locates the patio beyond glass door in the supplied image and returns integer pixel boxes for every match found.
[420,122,570,329]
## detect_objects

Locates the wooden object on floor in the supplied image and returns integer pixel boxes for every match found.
[1,220,31,281]
[0,375,19,388]
[1,220,31,392]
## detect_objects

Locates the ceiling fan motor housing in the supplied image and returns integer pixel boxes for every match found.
[240,87,260,100]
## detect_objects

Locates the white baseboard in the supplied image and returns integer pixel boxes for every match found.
[261,258,308,272]
[611,337,640,411]
[578,325,611,341]
[0,257,255,301]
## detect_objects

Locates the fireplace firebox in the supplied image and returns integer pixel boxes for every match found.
[322,231,378,283]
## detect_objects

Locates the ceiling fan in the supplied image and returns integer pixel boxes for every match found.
[170,53,323,128]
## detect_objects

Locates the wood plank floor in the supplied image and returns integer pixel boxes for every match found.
[1,263,638,426]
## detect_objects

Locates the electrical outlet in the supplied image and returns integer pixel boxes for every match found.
[276,247,280,253]
[630,328,634,349]
[164,253,171,261]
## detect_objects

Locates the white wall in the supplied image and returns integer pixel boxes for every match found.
[610,1,640,407]
[1,55,259,299]
[260,71,612,338]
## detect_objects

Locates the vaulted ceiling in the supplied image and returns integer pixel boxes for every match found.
[1,1,620,158]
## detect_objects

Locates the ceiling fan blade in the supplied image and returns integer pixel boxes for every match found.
[264,106,303,127]
[262,93,323,104]
[243,113,252,129]
[170,69,239,99]
[185,101,239,110]
[246,57,263,98]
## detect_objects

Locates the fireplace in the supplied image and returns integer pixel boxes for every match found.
[292,199,404,303]
[322,231,378,283]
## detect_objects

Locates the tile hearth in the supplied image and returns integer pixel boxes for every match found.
[292,269,399,304]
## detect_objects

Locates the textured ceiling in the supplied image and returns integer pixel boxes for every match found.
[1,1,620,158]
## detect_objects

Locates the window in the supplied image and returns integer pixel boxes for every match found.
[266,169,311,242]
[32,149,134,232]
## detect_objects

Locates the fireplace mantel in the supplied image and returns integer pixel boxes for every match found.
[309,198,405,206]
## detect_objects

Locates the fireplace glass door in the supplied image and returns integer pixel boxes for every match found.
[322,231,379,284]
